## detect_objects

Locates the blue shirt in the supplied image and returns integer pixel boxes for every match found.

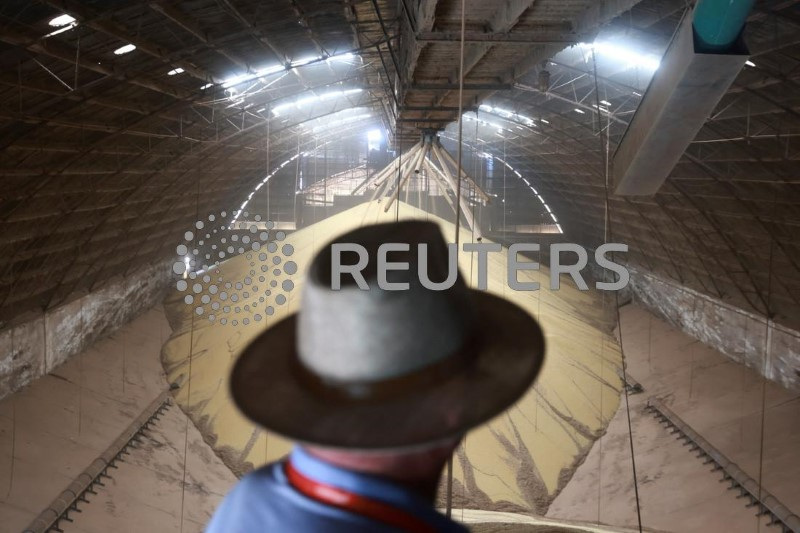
[206,447,469,532]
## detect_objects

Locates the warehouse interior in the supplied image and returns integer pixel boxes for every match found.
[0,0,798,531]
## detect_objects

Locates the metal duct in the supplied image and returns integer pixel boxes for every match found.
[612,2,752,196]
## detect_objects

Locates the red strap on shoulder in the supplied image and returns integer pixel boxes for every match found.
[284,460,438,533]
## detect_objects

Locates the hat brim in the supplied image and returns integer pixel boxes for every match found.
[230,290,545,450]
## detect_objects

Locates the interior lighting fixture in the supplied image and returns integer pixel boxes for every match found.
[49,14,76,26]
[114,44,136,55]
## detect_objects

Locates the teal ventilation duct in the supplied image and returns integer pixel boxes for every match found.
[693,0,756,52]
[613,0,755,196]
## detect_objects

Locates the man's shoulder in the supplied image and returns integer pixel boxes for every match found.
[234,462,279,490]
[206,460,470,533]
[206,461,382,532]
[218,462,281,502]
[206,463,289,532]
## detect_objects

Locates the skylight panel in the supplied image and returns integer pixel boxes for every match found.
[49,14,76,26]
[114,44,136,55]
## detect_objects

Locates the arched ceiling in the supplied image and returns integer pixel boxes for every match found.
[0,0,382,322]
[0,0,798,331]
[447,1,800,328]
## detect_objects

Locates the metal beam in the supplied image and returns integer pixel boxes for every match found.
[40,0,219,84]
[0,72,183,123]
[217,0,286,63]
[514,82,628,125]
[288,0,326,56]
[416,31,578,44]
[0,23,193,100]
[369,0,402,86]
[421,0,545,122]
[0,110,175,137]
[149,1,251,70]
[613,8,749,195]
[489,0,536,31]
[396,117,454,122]
[4,141,263,159]
[403,0,439,84]
[400,105,470,112]
[411,83,513,90]
[499,0,642,84]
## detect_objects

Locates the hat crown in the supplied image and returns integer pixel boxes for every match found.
[297,221,474,386]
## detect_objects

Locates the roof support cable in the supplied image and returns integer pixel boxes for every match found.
[592,48,643,533]
[267,111,271,223]
[177,140,202,533]
[756,189,778,533]
[446,0,468,520]
[74,33,80,91]
[31,57,72,91]
[393,122,403,222]
[453,0,467,249]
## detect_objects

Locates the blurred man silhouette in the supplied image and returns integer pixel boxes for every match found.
[207,221,545,532]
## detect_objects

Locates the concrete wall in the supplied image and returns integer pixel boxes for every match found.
[0,261,172,399]
[626,267,800,391]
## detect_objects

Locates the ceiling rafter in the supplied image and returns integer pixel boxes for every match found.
[149,1,252,71]
[401,0,438,89]
[217,0,287,63]
[423,0,538,116]
[287,0,327,57]
[0,21,194,100]
[2,97,380,305]
[39,0,221,84]
[0,0,799,328]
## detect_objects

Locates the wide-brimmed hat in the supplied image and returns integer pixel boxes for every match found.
[230,220,545,450]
